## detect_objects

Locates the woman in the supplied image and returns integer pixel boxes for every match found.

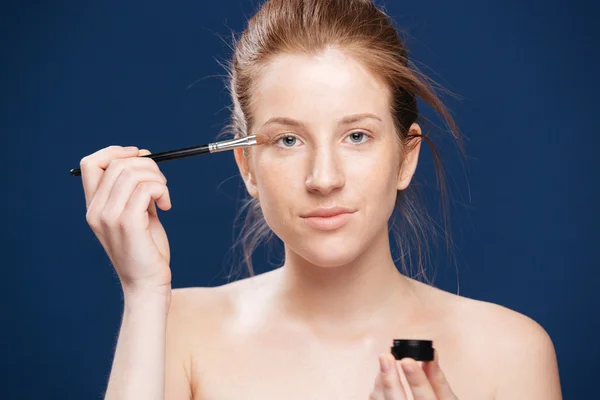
[79,0,562,399]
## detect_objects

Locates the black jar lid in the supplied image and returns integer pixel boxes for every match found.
[391,339,434,361]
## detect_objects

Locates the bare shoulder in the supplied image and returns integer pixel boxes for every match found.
[164,284,239,397]
[414,281,555,350]
[166,285,236,362]
[448,291,553,348]
[167,274,262,340]
[168,284,235,337]
[170,285,230,316]
[463,297,561,398]
[416,282,562,399]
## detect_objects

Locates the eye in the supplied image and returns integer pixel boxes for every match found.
[345,131,370,144]
[274,134,301,148]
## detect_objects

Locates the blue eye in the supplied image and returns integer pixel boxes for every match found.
[274,131,370,149]
[346,131,368,144]
[277,135,298,147]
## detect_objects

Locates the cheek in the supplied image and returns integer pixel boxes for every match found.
[253,156,302,227]
[347,148,400,211]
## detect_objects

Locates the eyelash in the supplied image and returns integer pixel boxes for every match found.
[272,131,372,149]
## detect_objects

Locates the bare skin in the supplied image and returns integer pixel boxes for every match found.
[86,48,561,399]
[165,269,561,400]
[164,49,561,399]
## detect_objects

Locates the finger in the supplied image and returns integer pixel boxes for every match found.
[377,354,406,400]
[102,168,171,222]
[88,156,165,216]
[121,181,170,230]
[368,372,385,400]
[133,149,164,217]
[423,350,457,400]
[80,146,139,207]
[400,358,437,400]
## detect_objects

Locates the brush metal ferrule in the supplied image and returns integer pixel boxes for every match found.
[208,136,257,153]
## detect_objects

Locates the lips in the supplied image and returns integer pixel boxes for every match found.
[301,206,356,218]
[301,206,356,231]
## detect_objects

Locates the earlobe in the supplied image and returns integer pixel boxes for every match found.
[396,123,422,191]
[246,172,259,199]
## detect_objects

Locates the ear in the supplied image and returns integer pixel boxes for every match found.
[396,123,422,191]
[233,147,259,198]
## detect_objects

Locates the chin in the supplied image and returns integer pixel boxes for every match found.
[300,252,360,268]
[292,237,365,268]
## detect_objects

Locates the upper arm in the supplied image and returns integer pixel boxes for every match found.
[493,310,562,399]
[164,288,196,400]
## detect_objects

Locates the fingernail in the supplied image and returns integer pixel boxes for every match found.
[124,146,138,151]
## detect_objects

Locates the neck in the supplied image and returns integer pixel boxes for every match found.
[271,228,413,335]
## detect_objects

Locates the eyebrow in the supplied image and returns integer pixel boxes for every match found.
[339,113,382,125]
[261,113,382,129]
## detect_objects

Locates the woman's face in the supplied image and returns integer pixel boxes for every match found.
[235,47,421,267]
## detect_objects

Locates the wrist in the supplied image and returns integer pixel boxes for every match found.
[123,284,172,308]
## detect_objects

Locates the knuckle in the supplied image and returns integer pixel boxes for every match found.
[381,376,397,389]
[85,210,99,229]
[134,182,151,197]
[79,155,91,169]
[120,166,136,182]
[140,181,160,194]
[116,215,131,232]
[137,181,151,191]
[132,158,166,182]
[99,209,118,227]
[107,158,124,169]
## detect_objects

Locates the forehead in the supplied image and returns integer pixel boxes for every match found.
[251,48,392,125]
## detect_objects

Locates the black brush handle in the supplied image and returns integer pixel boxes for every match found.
[145,144,210,163]
[69,144,211,176]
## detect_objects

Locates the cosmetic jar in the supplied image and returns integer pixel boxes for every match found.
[391,339,434,361]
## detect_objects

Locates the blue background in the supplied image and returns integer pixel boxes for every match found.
[1,0,598,398]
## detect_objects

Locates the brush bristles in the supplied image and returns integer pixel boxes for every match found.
[253,133,269,145]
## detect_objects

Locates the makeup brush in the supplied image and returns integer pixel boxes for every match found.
[69,134,268,176]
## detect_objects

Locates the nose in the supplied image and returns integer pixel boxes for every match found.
[305,146,345,195]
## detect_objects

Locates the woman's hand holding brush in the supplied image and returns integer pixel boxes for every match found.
[73,136,267,398]
[79,145,173,298]
[82,145,178,399]
[72,134,268,295]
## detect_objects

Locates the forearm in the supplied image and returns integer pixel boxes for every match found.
[104,289,171,400]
